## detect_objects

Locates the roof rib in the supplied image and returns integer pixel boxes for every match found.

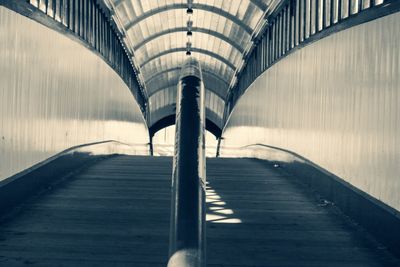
[139,47,236,71]
[114,0,268,11]
[145,67,230,89]
[133,27,245,54]
[124,3,252,34]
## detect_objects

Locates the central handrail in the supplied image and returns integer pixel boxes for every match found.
[168,58,206,267]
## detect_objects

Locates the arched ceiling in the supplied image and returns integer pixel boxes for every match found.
[106,0,273,130]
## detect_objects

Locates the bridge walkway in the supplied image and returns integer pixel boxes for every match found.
[0,156,398,266]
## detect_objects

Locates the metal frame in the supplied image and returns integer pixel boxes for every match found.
[148,83,226,101]
[149,87,225,114]
[145,67,231,86]
[251,0,268,10]
[114,0,268,12]
[139,47,236,71]
[133,27,245,54]
[146,68,229,99]
[149,113,222,139]
[123,3,253,34]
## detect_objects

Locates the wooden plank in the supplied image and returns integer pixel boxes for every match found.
[0,156,398,266]
[205,158,399,266]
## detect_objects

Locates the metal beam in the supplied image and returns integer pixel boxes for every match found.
[114,0,267,12]
[145,67,230,85]
[123,3,253,34]
[133,27,244,54]
[251,0,268,11]
[146,67,230,91]
[149,113,222,138]
[140,47,236,71]
[148,80,227,101]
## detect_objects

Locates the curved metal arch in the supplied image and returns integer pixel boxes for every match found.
[114,0,268,12]
[147,77,227,100]
[140,47,236,71]
[145,66,231,85]
[148,86,176,112]
[145,67,230,91]
[148,85,176,99]
[124,3,252,34]
[133,27,244,54]
[149,93,225,117]
[149,114,222,139]
[251,0,268,10]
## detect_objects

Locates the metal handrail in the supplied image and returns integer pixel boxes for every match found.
[168,58,206,267]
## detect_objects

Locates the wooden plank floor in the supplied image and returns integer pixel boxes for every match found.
[0,156,399,266]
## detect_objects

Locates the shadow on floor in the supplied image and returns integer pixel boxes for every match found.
[205,157,400,267]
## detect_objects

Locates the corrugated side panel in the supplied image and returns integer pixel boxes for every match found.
[221,13,400,211]
[0,7,149,181]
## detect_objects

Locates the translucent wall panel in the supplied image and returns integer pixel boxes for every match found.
[112,0,270,105]
[145,68,229,98]
[149,87,176,116]
[141,52,234,87]
[135,31,242,70]
[0,7,149,181]
[148,87,224,128]
[205,91,225,126]
[221,13,400,211]
[122,3,253,50]
[153,125,218,157]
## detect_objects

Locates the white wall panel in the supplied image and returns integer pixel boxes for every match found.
[221,13,400,211]
[0,7,149,181]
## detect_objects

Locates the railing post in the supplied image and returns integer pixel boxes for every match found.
[168,58,206,267]
[216,137,223,158]
[148,134,154,156]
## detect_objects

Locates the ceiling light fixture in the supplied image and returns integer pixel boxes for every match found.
[186,41,192,56]
[187,20,193,37]
[186,2,194,56]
